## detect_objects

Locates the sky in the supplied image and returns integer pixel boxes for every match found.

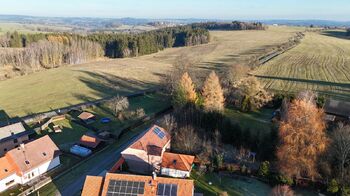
[0,0,349,21]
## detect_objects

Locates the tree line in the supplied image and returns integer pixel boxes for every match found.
[191,21,266,31]
[87,26,209,58]
[347,28,350,36]
[0,26,209,79]
[0,37,103,77]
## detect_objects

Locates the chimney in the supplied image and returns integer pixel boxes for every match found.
[152,172,157,180]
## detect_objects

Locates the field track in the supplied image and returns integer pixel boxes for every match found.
[252,31,350,100]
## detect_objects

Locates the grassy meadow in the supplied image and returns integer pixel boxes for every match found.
[0,26,300,117]
[252,30,350,100]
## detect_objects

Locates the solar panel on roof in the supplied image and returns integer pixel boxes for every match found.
[107,180,145,196]
[153,127,165,139]
[157,183,178,196]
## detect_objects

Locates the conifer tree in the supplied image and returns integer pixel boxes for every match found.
[179,72,197,103]
[277,98,328,179]
[202,71,225,112]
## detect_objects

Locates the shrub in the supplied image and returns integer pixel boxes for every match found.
[258,161,270,178]
[272,174,293,186]
[327,179,339,194]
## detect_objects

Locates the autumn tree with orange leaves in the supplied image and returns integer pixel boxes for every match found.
[276,96,328,180]
[202,71,225,112]
[173,72,197,106]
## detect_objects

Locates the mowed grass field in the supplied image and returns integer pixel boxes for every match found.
[0,26,300,117]
[252,30,350,100]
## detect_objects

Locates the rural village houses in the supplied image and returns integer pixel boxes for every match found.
[0,122,33,156]
[81,125,196,195]
[0,135,61,192]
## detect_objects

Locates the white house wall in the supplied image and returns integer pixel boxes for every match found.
[161,167,190,178]
[19,156,60,184]
[0,173,17,192]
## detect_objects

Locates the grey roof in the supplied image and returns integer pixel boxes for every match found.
[0,122,28,142]
[324,99,350,118]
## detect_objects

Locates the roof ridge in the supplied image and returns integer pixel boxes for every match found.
[177,153,191,171]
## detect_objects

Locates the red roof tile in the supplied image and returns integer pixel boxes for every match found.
[6,135,60,175]
[100,173,194,196]
[130,125,170,155]
[81,176,104,196]
[78,112,95,120]
[161,152,195,172]
[79,135,101,149]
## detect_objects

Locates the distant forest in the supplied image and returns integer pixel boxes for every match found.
[87,26,209,58]
[347,28,350,36]
[192,21,266,31]
[0,21,265,79]
[0,26,209,78]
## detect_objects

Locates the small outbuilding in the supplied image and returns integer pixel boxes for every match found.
[78,112,96,124]
[79,134,101,149]
[70,145,91,157]
[324,99,350,121]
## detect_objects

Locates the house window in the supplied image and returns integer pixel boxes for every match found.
[4,148,7,152]
[5,180,14,186]
[25,160,30,165]
[32,172,34,177]
[42,152,47,156]
[13,138,18,143]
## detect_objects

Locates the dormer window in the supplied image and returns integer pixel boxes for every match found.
[42,152,47,156]
[4,169,8,172]
[13,139,18,143]
[25,160,30,165]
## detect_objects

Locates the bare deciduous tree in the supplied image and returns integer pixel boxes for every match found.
[108,96,129,116]
[331,123,350,184]
[172,125,201,154]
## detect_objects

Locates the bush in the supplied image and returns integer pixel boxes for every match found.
[272,174,293,186]
[327,179,339,194]
[258,161,270,178]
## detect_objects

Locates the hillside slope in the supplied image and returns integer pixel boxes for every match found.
[252,30,350,100]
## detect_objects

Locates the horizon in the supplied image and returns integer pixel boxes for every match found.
[0,14,349,23]
[0,0,349,21]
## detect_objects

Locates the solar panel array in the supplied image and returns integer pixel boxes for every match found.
[107,180,145,196]
[153,127,165,139]
[156,183,178,196]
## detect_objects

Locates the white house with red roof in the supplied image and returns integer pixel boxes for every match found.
[161,152,195,178]
[0,135,60,192]
[121,125,171,174]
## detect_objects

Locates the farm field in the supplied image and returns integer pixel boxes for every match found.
[252,30,350,100]
[0,26,301,117]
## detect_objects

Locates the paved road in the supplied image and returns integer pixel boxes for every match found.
[57,128,149,196]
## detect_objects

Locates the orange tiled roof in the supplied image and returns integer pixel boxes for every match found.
[130,125,170,155]
[78,112,95,120]
[81,176,104,196]
[161,152,195,172]
[6,135,60,175]
[99,173,194,196]
[0,156,16,180]
[79,135,101,149]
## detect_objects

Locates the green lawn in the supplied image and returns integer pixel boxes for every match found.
[34,123,153,196]
[85,93,170,136]
[225,107,274,135]
[191,171,272,196]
